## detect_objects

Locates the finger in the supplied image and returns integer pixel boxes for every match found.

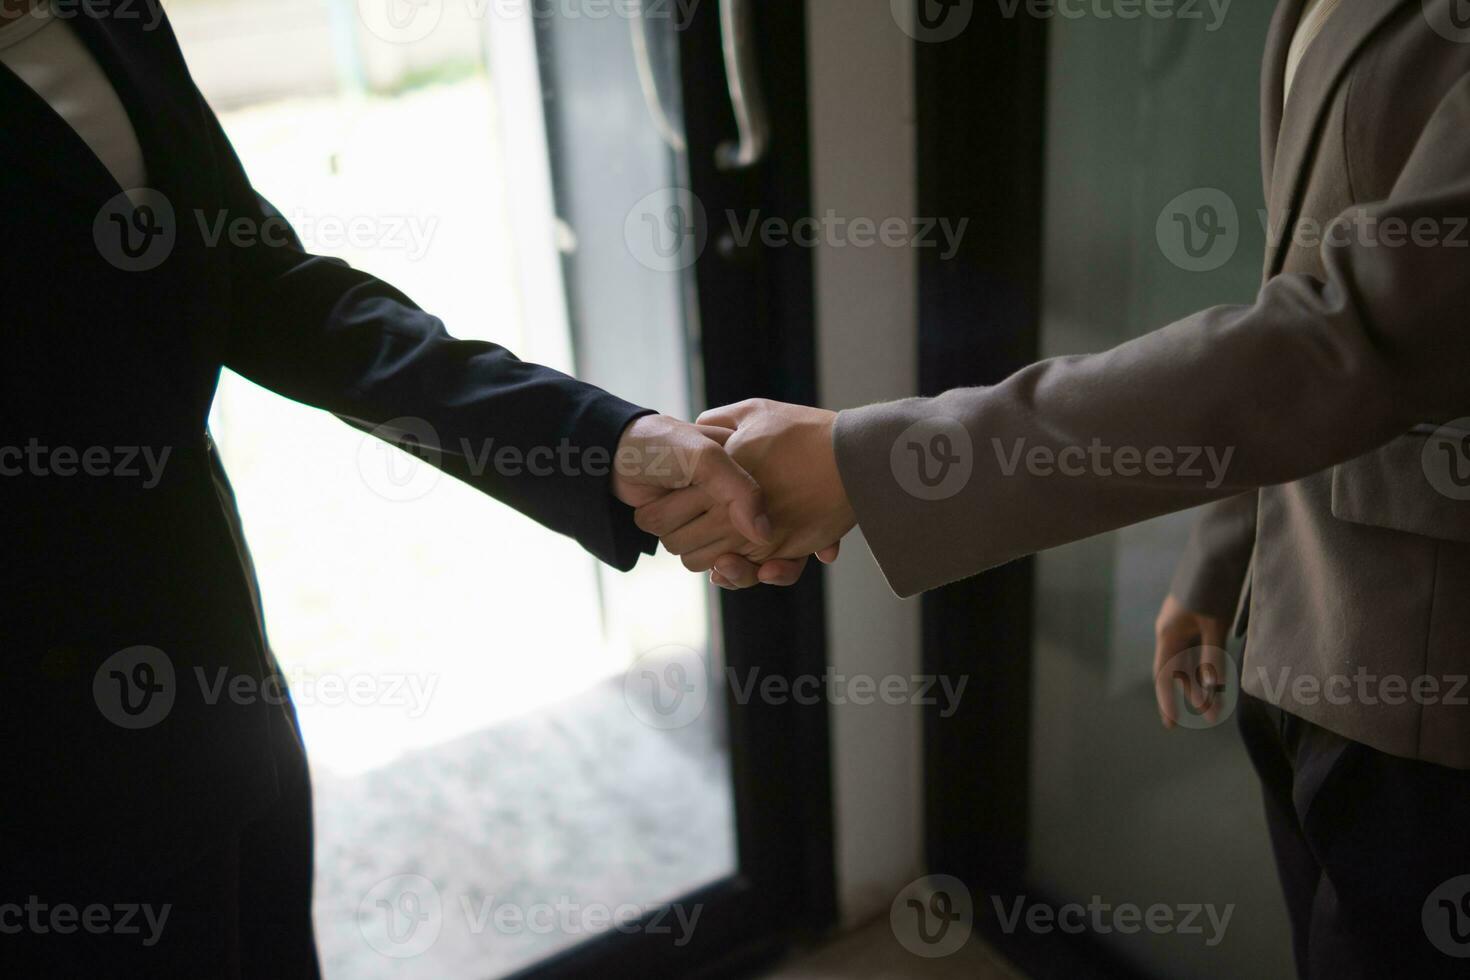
[696,400,757,430]
[1198,626,1230,723]
[681,535,752,574]
[692,445,771,545]
[757,558,809,587]
[661,510,730,557]
[711,571,737,590]
[1154,633,1179,730]
[1154,621,1198,730]
[816,542,841,564]
[713,555,761,589]
[635,488,713,538]
[696,424,735,446]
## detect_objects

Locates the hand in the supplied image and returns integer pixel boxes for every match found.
[611,414,772,547]
[1153,594,1230,729]
[633,399,855,585]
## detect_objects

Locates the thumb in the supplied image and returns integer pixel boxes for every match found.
[694,445,772,545]
[697,399,756,430]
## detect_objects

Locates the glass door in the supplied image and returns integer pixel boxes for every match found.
[174,1,828,976]
[1025,8,1292,979]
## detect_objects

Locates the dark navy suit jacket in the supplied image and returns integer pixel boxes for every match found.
[0,0,655,879]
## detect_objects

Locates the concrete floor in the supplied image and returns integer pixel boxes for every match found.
[764,920,1025,980]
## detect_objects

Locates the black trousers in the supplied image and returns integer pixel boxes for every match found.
[2,715,321,978]
[1238,694,1470,978]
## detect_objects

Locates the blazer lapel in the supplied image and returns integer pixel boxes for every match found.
[1263,0,1412,277]
[66,2,193,199]
[1259,0,1304,201]
[0,60,123,207]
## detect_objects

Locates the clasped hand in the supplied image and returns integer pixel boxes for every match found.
[612,400,856,589]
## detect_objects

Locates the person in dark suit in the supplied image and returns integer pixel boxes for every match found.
[0,0,785,974]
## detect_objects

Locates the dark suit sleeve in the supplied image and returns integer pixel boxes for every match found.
[834,71,1470,597]
[197,96,656,570]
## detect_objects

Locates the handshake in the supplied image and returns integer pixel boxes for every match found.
[611,399,858,589]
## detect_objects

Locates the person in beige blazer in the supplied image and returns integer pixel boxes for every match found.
[636,0,1470,975]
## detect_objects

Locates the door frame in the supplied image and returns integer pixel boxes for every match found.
[911,5,1145,978]
[510,2,836,977]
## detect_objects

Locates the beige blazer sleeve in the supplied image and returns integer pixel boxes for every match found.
[833,73,1470,599]
[1169,494,1258,620]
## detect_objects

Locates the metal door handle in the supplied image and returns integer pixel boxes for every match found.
[715,0,770,170]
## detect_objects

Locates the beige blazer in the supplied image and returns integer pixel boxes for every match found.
[834,0,1470,769]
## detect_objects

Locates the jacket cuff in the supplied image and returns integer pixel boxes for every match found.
[574,401,658,572]
[833,400,959,599]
